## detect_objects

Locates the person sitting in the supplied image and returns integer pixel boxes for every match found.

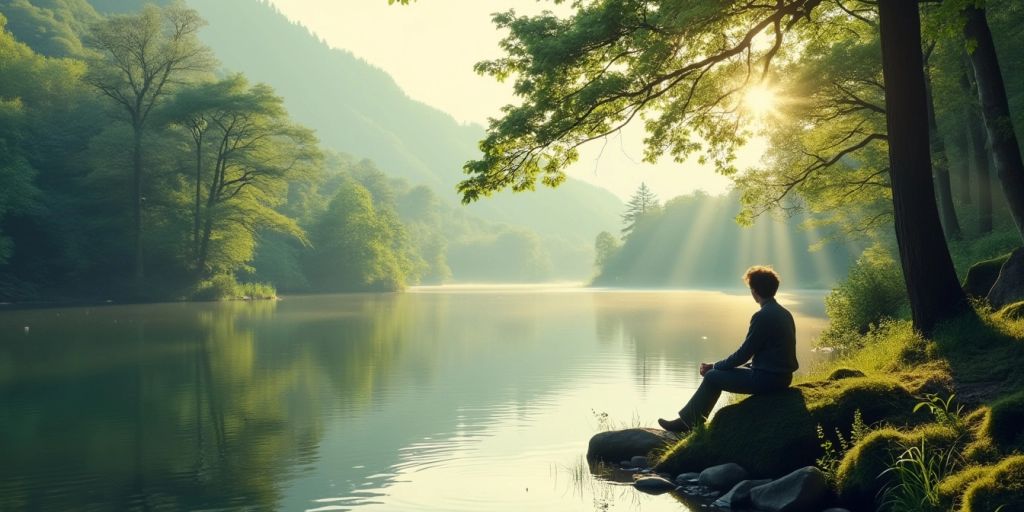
[658,266,798,433]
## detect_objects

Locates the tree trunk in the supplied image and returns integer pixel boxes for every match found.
[964,5,1024,241]
[962,61,994,234]
[969,113,994,234]
[132,125,145,291]
[877,0,970,335]
[954,72,973,206]
[193,133,203,265]
[925,65,962,240]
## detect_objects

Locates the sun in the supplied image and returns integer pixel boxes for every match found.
[743,84,779,118]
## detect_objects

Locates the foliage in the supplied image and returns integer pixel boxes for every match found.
[817,408,872,483]
[593,231,619,271]
[880,438,962,512]
[190,273,241,301]
[305,177,409,292]
[820,244,909,351]
[914,394,967,433]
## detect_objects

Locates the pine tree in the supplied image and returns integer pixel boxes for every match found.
[621,182,659,236]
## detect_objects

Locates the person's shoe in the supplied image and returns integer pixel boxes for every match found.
[657,416,690,433]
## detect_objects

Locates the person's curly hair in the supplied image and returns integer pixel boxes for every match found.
[744,265,781,298]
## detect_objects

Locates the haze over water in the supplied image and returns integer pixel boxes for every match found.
[0,287,829,511]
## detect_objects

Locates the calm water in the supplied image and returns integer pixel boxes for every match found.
[0,286,829,512]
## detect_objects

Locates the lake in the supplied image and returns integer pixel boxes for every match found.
[0,286,830,511]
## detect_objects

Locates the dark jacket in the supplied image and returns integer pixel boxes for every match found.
[712,297,798,374]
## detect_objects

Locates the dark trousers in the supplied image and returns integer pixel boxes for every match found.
[678,368,792,426]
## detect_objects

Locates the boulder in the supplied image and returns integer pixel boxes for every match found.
[964,253,1010,299]
[749,466,829,512]
[633,475,677,494]
[711,478,772,508]
[587,428,677,463]
[699,462,749,491]
[987,247,1024,309]
[675,472,700,485]
[655,378,923,477]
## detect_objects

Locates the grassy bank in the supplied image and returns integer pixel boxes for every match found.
[654,311,1024,511]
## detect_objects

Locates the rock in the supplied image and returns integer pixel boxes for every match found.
[699,462,749,491]
[675,472,701,485]
[676,483,720,499]
[987,247,1024,309]
[827,368,865,381]
[964,253,1010,299]
[630,455,649,468]
[712,478,772,508]
[587,428,677,463]
[633,475,677,494]
[655,378,924,477]
[749,466,829,512]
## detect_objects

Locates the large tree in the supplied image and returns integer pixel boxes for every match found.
[460,0,969,333]
[164,75,320,277]
[84,3,213,289]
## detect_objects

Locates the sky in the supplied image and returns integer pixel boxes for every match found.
[264,0,763,201]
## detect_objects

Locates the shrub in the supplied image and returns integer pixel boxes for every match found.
[238,281,277,300]
[191,274,241,301]
[820,244,909,352]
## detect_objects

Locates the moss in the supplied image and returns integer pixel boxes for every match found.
[962,455,1024,512]
[834,424,960,510]
[654,376,920,478]
[938,466,994,510]
[985,390,1024,454]
[963,253,1010,299]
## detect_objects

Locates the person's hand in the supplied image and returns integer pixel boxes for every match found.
[699,363,713,376]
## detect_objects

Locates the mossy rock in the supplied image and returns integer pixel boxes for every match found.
[937,465,994,510]
[985,390,1024,453]
[834,424,959,510]
[828,368,866,381]
[962,455,1024,512]
[654,376,919,479]
[963,253,1010,299]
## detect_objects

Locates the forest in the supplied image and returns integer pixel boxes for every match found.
[0,0,621,302]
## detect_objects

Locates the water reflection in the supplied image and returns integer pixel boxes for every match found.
[0,288,828,511]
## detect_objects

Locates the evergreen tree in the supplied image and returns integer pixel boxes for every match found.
[621,182,659,236]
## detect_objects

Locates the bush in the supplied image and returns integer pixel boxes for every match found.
[238,281,277,300]
[191,274,241,301]
[820,244,909,352]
